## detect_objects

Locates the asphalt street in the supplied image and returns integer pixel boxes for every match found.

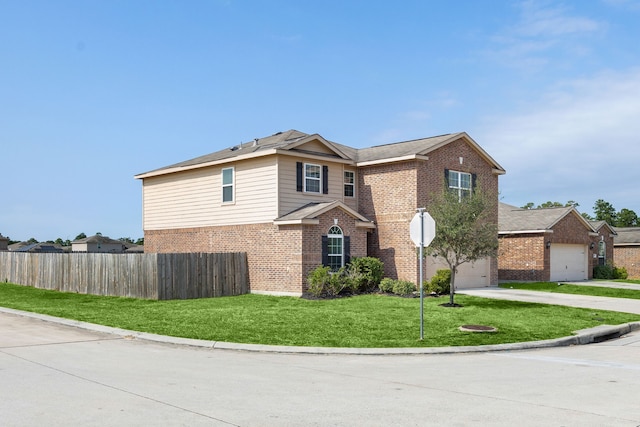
[1,292,640,426]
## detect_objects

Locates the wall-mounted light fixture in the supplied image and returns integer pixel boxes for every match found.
[590,242,595,250]
[546,241,551,249]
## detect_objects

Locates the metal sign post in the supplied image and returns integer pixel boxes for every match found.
[410,209,436,341]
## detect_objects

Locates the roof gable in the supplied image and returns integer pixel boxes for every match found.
[274,201,374,227]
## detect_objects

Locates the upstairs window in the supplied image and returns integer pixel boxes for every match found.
[446,169,473,201]
[305,163,321,193]
[344,171,355,198]
[222,167,234,203]
[296,162,329,194]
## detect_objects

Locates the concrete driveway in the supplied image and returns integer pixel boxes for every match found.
[2,307,640,426]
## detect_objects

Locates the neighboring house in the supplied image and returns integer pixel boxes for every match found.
[72,234,126,253]
[135,129,505,295]
[0,234,8,251]
[498,203,598,282]
[613,227,640,279]
[9,242,64,253]
[589,220,616,268]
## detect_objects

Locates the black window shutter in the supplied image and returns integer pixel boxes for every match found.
[344,236,351,265]
[322,165,329,194]
[472,173,477,191]
[321,235,328,266]
[296,162,303,192]
[444,169,450,186]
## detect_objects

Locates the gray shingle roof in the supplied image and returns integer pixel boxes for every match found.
[137,129,505,178]
[613,227,640,245]
[72,234,124,245]
[499,203,592,233]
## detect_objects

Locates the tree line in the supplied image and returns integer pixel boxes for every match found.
[521,199,639,227]
[7,232,144,246]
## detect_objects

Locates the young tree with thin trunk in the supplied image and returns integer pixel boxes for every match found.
[424,185,498,306]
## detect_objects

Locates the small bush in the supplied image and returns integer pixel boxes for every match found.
[348,257,384,293]
[614,266,628,279]
[379,278,395,293]
[426,269,451,295]
[326,267,351,297]
[307,266,332,297]
[392,280,416,296]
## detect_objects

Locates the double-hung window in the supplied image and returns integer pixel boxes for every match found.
[344,170,355,198]
[222,167,234,203]
[447,170,472,200]
[304,163,321,193]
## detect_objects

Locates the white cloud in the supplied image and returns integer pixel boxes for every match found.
[485,0,605,70]
[479,68,640,213]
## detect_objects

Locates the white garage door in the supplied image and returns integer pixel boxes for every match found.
[550,244,587,281]
[427,257,490,289]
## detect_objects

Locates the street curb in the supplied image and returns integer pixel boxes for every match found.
[3,306,639,355]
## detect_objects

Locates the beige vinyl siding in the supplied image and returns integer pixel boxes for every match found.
[277,156,348,217]
[295,140,336,155]
[143,156,278,230]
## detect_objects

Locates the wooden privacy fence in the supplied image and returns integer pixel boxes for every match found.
[0,252,248,300]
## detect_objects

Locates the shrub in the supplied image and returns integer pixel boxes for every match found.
[593,263,628,280]
[392,280,416,296]
[326,267,351,297]
[426,269,451,295]
[614,266,628,279]
[379,278,395,293]
[347,257,384,293]
[307,266,332,297]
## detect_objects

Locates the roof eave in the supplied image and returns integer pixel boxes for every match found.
[499,230,554,235]
[357,154,429,167]
[135,149,278,179]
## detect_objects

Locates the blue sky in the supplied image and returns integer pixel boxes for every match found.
[2,0,640,242]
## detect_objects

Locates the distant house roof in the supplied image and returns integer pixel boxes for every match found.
[499,203,596,234]
[135,129,506,179]
[72,235,124,245]
[613,227,640,246]
[11,242,64,253]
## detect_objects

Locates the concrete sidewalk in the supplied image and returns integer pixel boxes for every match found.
[459,282,640,315]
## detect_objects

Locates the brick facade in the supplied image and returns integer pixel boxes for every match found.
[498,234,548,281]
[614,246,640,279]
[145,207,368,295]
[360,137,500,285]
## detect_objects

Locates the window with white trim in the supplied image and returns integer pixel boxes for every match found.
[344,170,355,198]
[598,240,606,266]
[448,170,472,200]
[304,163,321,193]
[221,167,234,203]
[327,225,344,271]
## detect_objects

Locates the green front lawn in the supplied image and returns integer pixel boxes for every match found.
[499,282,640,300]
[1,282,638,348]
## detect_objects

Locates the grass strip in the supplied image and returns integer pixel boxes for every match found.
[499,282,640,300]
[1,282,638,348]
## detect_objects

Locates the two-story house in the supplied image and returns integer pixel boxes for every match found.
[135,130,505,295]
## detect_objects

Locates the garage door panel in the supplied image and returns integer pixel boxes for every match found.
[550,244,587,281]
[426,257,490,289]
